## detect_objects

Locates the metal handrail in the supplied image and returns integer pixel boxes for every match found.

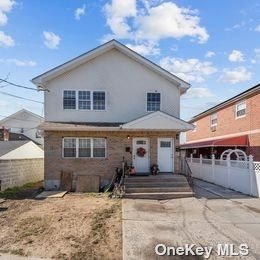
[181,157,193,186]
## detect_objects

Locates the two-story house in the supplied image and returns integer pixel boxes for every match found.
[32,40,193,191]
[0,109,44,146]
[182,84,260,160]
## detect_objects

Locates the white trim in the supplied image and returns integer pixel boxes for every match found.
[185,128,260,144]
[62,137,106,158]
[62,90,107,111]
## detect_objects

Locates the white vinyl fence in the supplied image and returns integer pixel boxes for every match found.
[186,154,260,198]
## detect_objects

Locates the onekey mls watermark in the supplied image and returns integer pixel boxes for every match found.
[155,243,249,258]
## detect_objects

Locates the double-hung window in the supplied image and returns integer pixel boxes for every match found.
[78,91,91,110]
[63,138,76,157]
[210,113,218,126]
[147,92,161,112]
[63,137,106,158]
[93,91,106,110]
[63,90,106,110]
[63,90,76,109]
[236,101,246,118]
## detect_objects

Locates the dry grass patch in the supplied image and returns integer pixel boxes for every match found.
[0,194,122,260]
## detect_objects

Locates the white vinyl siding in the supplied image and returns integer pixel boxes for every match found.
[63,137,106,158]
[236,101,246,118]
[63,90,106,110]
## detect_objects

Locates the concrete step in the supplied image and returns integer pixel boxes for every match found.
[125,182,190,188]
[125,176,187,183]
[125,186,192,193]
[124,191,194,200]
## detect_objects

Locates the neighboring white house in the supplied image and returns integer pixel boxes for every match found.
[0,141,44,160]
[32,39,193,191]
[0,109,44,145]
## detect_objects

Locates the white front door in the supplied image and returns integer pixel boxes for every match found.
[158,138,174,172]
[132,138,149,172]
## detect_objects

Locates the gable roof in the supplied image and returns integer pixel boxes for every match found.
[122,111,194,131]
[0,141,29,157]
[0,109,43,125]
[189,83,260,123]
[31,39,190,94]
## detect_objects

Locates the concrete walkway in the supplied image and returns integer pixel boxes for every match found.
[123,179,260,260]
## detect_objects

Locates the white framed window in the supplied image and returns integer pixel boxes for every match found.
[236,101,246,118]
[93,91,106,110]
[63,138,77,157]
[78,91,91,110]
[63,90,76,109]
[210,113,218,126]
[63,90,106,110]
[78,138,91,157]
[62,137,106,158]
[147,92,161,112]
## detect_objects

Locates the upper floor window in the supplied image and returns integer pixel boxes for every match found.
[63,90,76,109]
[63,90,106,110]
[147,92,161,112]
[210,113,218,126]
[93,91,106,110]
[236,101,246,118]
[78,91,91,110]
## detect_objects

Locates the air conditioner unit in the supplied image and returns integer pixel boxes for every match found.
[210,125,217,132]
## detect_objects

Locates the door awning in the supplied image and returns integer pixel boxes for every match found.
[181,135,249,149]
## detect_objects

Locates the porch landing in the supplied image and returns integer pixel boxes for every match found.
[124,173,194,199]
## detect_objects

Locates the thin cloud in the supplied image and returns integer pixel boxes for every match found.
[0,30,14,47]
[43,31,61,49]
[0,0,15,26]
[160,57,217,83]
[0,58,36,67]
[228,50,245,62]
[75,4,86,20]
[219,67,252,84]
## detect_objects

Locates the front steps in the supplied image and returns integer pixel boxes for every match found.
[123,173,194,200]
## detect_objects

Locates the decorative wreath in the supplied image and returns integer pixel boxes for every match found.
[137,147,146,157]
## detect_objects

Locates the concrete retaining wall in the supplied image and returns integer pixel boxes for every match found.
[0,158,44,191]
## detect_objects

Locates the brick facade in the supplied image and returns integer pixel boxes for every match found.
[44,130,180,190]
[186,92,260,160]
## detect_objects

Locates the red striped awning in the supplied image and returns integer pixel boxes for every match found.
[181,135,249,149]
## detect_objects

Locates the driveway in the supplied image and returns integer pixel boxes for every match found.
[123,179,260,260]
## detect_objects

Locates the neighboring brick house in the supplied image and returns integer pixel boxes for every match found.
[31,40,193,191]
[182,84,260,160]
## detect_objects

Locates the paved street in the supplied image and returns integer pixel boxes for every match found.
[123,179,260,260]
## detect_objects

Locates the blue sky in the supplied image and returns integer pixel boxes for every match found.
[0,0,259,120]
